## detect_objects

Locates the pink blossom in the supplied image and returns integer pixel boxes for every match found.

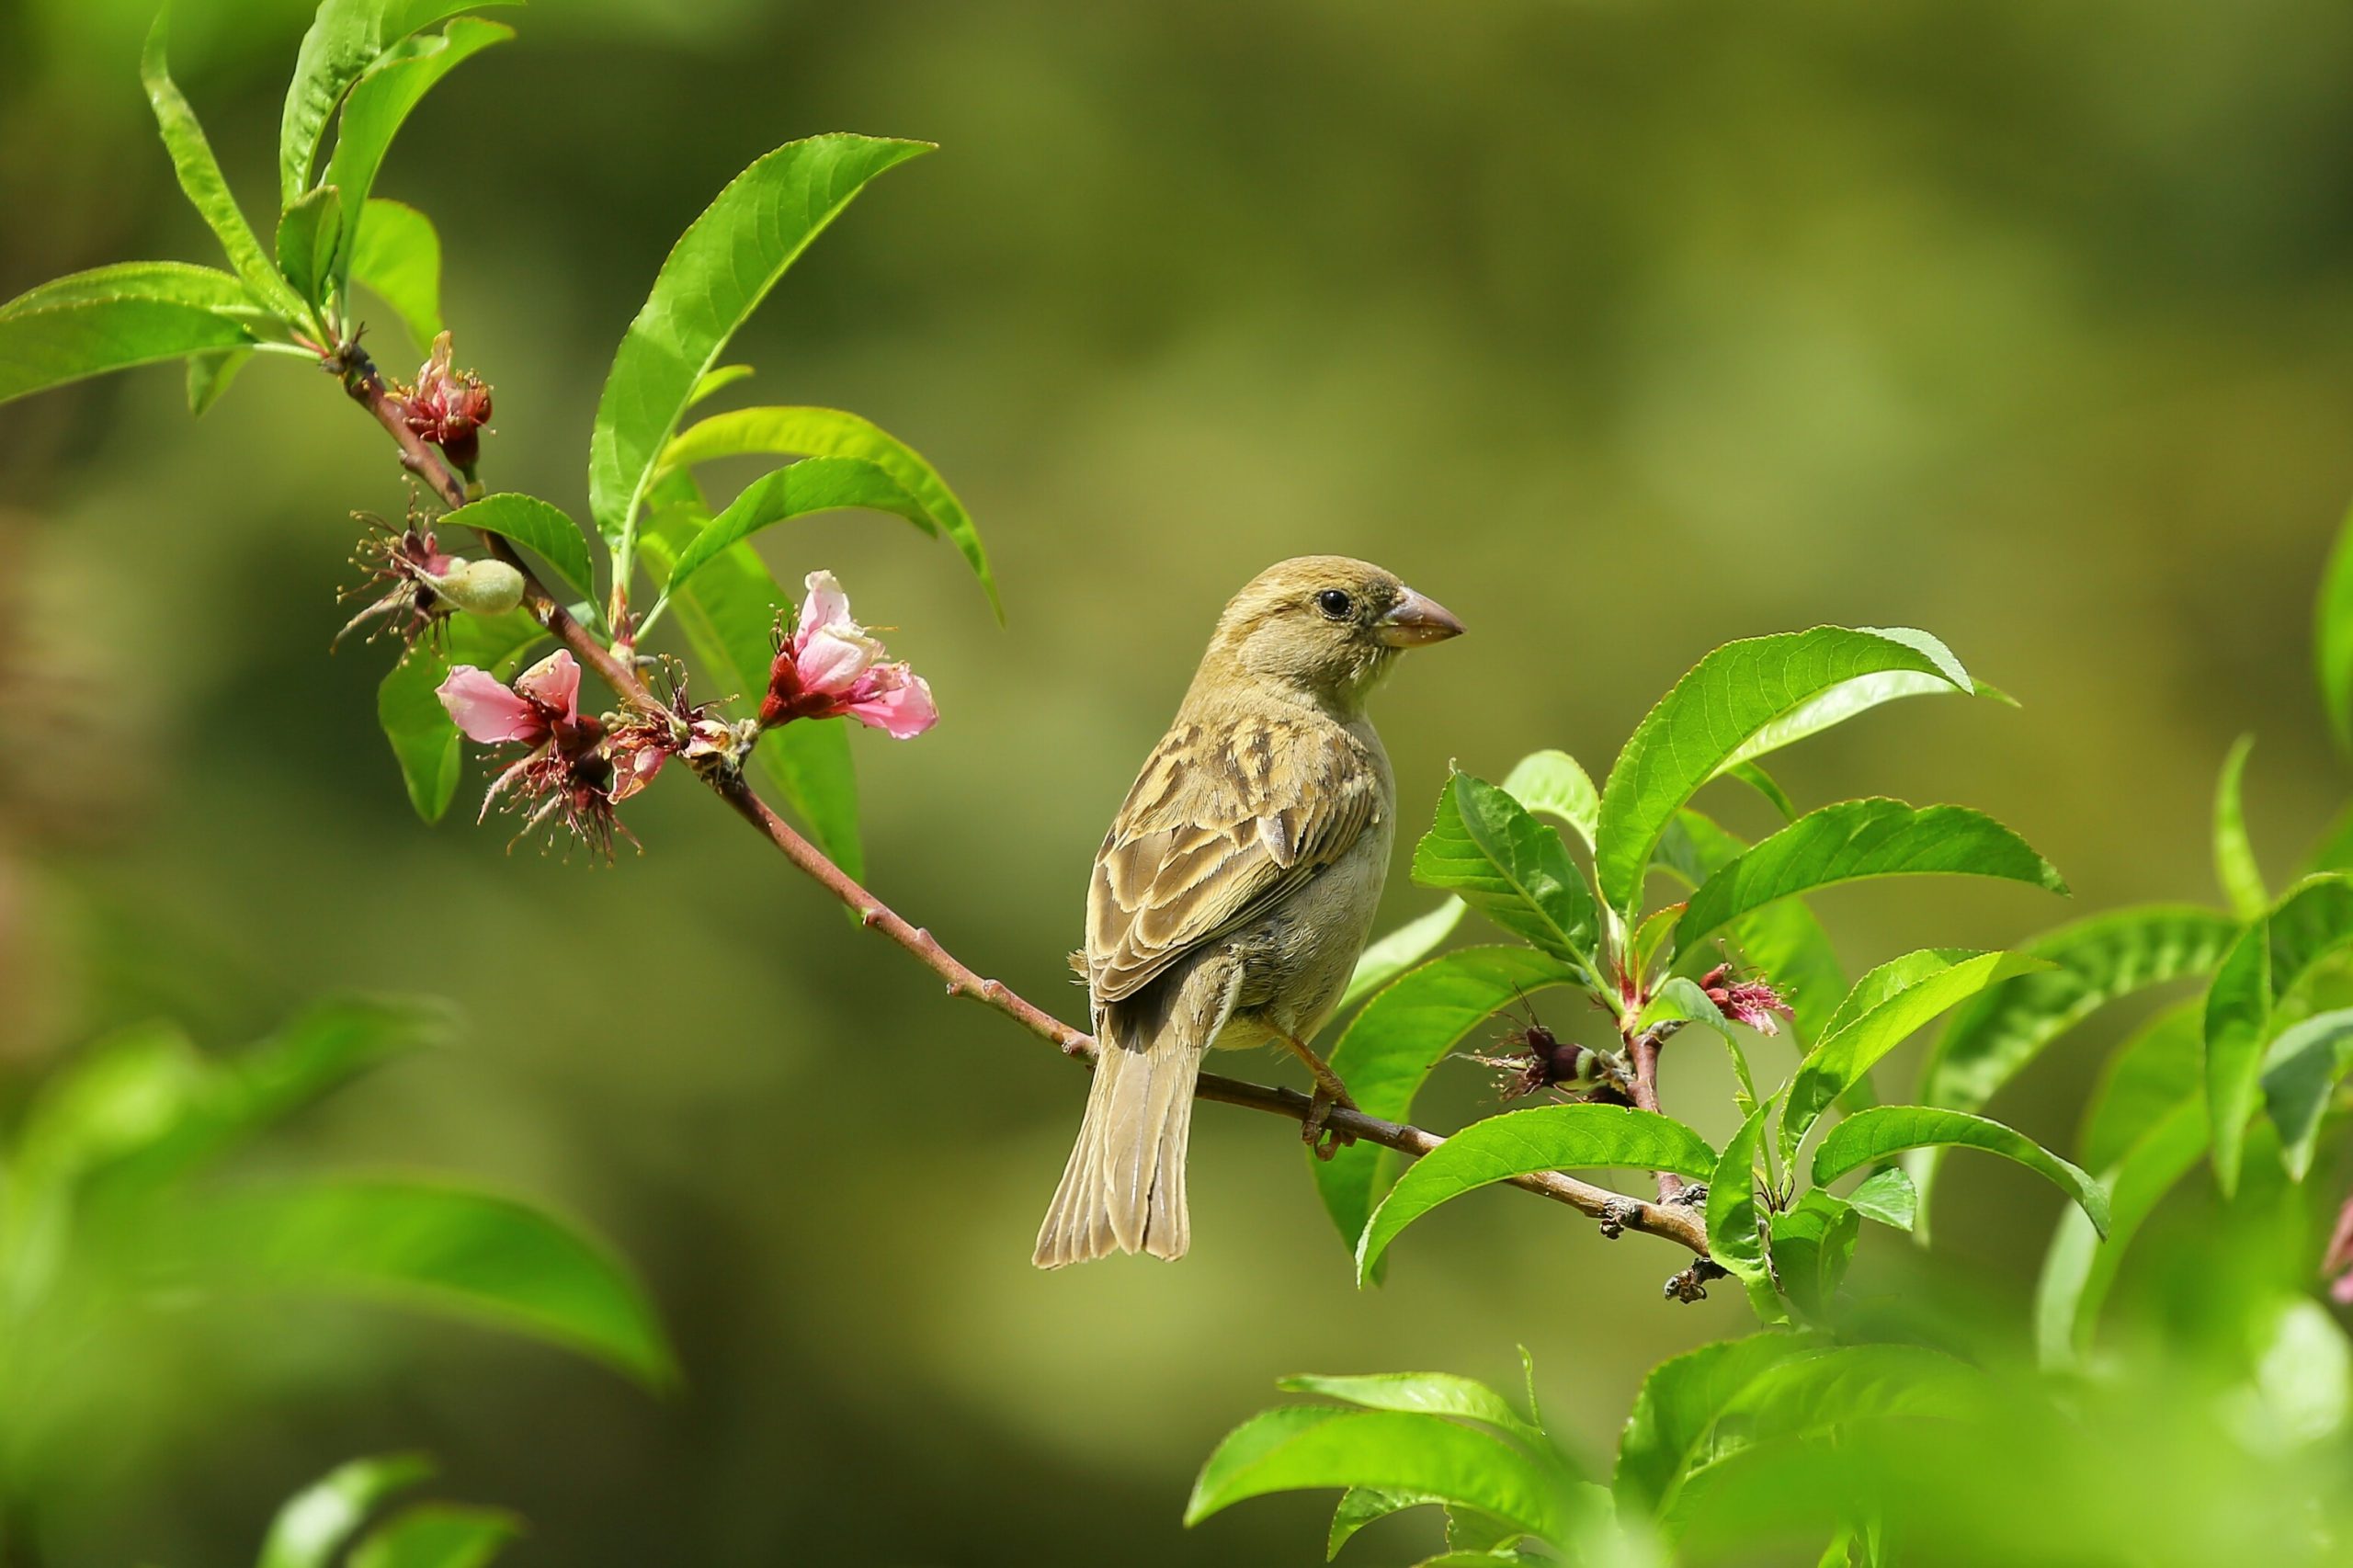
[435,651,622,857]
[758,571,938,739]
[437,651,581,744]
[1699,963,1796,1036]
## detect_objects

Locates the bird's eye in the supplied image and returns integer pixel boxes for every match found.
[1316,589,1353,619]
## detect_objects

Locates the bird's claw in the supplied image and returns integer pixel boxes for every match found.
[1303,1085,1358,1160]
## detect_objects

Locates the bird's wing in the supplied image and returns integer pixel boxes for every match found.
[1087,710,1381,1003]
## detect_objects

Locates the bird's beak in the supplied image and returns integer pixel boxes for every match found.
[1376,586,1465,647]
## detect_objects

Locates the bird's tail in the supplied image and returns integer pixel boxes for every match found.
[1033,1009,1206,1267]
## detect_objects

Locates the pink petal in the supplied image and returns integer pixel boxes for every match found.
[795,623,881,695]
[438,665,545,744]
[514,650,581,722]
[607,744,665,804]
[847,667,938,739]
[799,570,854,639]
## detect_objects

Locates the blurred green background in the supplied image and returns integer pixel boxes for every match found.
[6,0,2353,1561]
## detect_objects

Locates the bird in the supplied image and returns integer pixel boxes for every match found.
[1034,556,1464,1267]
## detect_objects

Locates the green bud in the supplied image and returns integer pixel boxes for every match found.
[428,557,526,618]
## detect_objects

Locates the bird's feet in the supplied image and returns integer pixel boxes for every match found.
[1302,1083,1358,1161]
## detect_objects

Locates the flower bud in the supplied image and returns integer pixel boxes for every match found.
[426,557,526,618]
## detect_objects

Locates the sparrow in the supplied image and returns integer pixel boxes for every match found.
[1034,556,1464,1267]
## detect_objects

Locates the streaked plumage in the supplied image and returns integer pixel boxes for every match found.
[1035,556,1462,1267]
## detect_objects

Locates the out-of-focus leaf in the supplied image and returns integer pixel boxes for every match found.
[181,1176,675,1386]
[2308,801,2353,878]
[1340,902,1469,1013]
[2259,1008,2353,1180]
[321,18,512,300]
[2213,735,2268,919]
[438,494,595,601]
[1677,800,2064,951]
[2079,1001,2203,1173]
[1313,948,1583,1268]
[1844,1166,1916,1231]
[349,199,443,354]
[347,1505,519,1568]
[2035,1095,2205,1367]
[2319,501,2353,756]
[13,1022,208,1192]
[1279,1372,1552,1454]
[258,1452,435,1568]
[1813,1106,2109,1237]
[375,609,542,823]
[187,347,250,413]
[1615,1332,1817,1516]
[657,457,932,602]
[1769,1190,1860,1322]
[0,297,257,405]
[143,11,308,324]
[1496,749,1600,852]
[1908,905,2234,1236]
[1357,1106,1715,1281]
[1187,1408,1575,1546]
[279,0,519,208]
[1594,628,1974,913]
[687,364,755,407]
[1412,773,1599,978]
[586,134,931,546]
[1725,760,1797,823]
[661,405,997,616]
[1327,1487,1444,1560]
[276,185,344,312]
[2209,875,2353,1194]
[1783,951,2051,1159]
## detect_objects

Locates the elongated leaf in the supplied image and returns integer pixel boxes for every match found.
[2259,1008,2353,1180]
[2080,1001,2203,1173]
[1188,1408,1574,1546]
[1,261,254,318]
[322,18,512,301]
[0,298,256,405]
[663,405,996,615]
[1813,1106,2109,1237]
[347,1505,518,1568]
[659,457,931,600]
[586,134,931,545]
[2213,735,2267,918]
[1279,1371,1552,1453]
[1726,761,1796,823]
[376,609,542,823]
[2321,501,2353,756]
[259,1453,435,1568]
[1677,799,2063,951]
[1411,773,1599,976]
[2209,875,2353,1194]
[1340,902,1468,1013]
[2035,1095,2204,1367]
[1783,951,2051,1158]
[688,364,756,406]
[183,1176,674,1385]
[1706,1105,1772,1299]
[1358,1106,1715,1280]
[1595,628,1974,913]
[349,199,443,353]
[1313,948,1584,1260]
[1908,905,2234,1234]
[188,347,250,413]
[277,185,345,313]
[1845,1165,1916,1231]
[1327,1487,1442,1560]
[143,11,308,324]
[1640,976,1755,1108]
[1769,1190,1860,1321]
[1497,749,1599,852]
[438,494,595,601]
[1615,1333,1817,1516]
[13,1022,207,1195]
[280,0,519,208]
[639,494,863,878]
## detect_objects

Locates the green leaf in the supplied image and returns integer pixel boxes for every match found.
[662,405,997,617]
[349,199,443,354]
[321,18,513,301]
[276,185,345,312]
[2259,1008,2353,1181]
[1813,1106,2109,1237]
[1313,949,1585,1263]
[1278,1372,1552,1454]
[143,10,310,325]
[2080,1001,2203,1173]
[375,609,543,823]
[1187,1408,1575,1547]
[2307,801,2353,879]
[1358,1106,1715,1281]
[1639,976,1755,1109]
[1614,1332,1816,1517]
[1782,951,2051,1159]
[2208,875,2353,1194]
[1769,1189,1860,1322]
[1908,904,2235,1235]
[1844,1166,1916,1231]
[187,347,251,414]
[1327,1487,1443,1560]
[2213,735,2268,919]
[347,1505,519,1568]
[1,261,256,319]
[639,495,863,879]
[2320,500,2353,756]
[688,363,755,407]
[183,1176,674,1386]
[279,0,519,209]
[1664,812,1849,1047]
[2034,1095,2205,1367]
[1676,800,2064,951]
[1339,902,1470,1014]
[1496,749,1599,852]
[258,1453,435,1568]
[1724,760,1797,823]
[1411,773,1599,977]
[586,134,931,550]
[1595,627,1975,913]
[658,457,933,602]
[0,297,257,405]
[439,494,596,601]
[1705,1105,1773,1301]
[13,1022,208,1195]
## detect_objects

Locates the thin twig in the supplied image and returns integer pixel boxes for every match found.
[1625,1028,1685,1203]
[335,348,1713,1264]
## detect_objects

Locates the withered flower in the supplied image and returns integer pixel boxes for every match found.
[396,331,494,472]
[437,651,626,857]
[1698,962,1796,1035]
[335,509,523,649]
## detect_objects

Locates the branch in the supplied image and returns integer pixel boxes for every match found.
[1625,1027,1685,1203]
[335,348,1714,1266]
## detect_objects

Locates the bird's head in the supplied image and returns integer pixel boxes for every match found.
[1198,555,1463,712]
